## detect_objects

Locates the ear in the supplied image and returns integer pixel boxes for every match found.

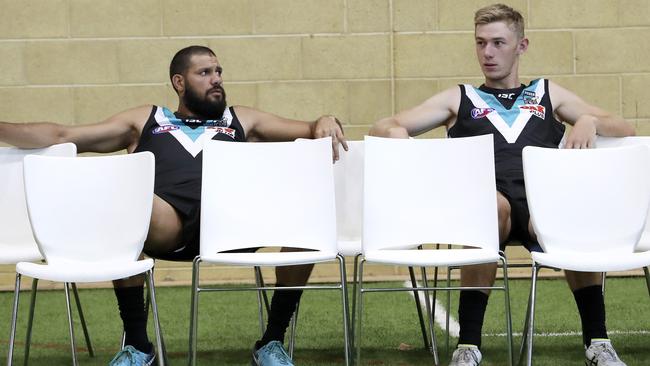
[517,37,529,55]
[172,74,185,94]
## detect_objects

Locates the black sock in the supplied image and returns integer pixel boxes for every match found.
[573,284,607,347]
[256,285,303,349]
[114,286,152,353]
[457,290,489,348]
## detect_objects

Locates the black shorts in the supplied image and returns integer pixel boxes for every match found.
[497,175,543,253]
[145,203,260,261]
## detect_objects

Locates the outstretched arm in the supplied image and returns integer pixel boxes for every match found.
[0,105,151,153]
[550,81,635,149]
[234,106,348,161]
[370,86,461,138]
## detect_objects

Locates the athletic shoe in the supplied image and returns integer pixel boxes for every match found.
[252,340,294,366]
[585,340,627,366]
[449,344,482,366]
[108,345,155,366]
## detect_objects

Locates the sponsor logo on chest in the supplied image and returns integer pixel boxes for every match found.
[519,104,545,119]
[471,107,495,119]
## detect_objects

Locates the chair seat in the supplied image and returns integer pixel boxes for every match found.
[337,240,362,257]
[363,248,501,267]
[16,258,154,283]
[532,249,650,272]
[0,242,43,264]
[200,250,339,266]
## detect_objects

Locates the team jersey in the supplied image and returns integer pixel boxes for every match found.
[448,78,565,179]
[133,105,246,217]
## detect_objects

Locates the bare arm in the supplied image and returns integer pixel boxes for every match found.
[370,87,461,138]
[234,105,348,160]
[0,105,151,153]
[550,81,635,149]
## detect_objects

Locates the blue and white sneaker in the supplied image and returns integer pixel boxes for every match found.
[252,340,294,366]
[449,344,482,366]
[108,345,155,366]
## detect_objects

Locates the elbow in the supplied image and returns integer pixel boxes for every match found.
[370,118,410,138]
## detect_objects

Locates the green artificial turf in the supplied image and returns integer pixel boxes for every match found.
[0,277,648,365]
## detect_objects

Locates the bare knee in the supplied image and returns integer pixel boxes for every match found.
[460,263,498,289]
[497,193,512,243]
[565,270,603,291]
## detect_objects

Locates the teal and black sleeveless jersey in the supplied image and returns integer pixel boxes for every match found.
[448,78,565,180]
[133,105,246,218]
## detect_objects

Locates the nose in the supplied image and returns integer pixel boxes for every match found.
[211,72,222,86]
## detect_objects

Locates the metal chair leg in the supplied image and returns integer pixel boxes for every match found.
[518,266,534,366]
[408,266,430,350]
[254,266,267,338]
[644,267,650,297]
[355,259,366,366]
[23,278,38,366]
[145,271,165,366]
[500,256,514,366]
[71,283,94,357]
[445,263,452,355]
[189,257,201,366]
[288,301,300,358]
[421,267,440,365]
[8,273,22,366]
[525,265,540,366]
[337,255,351,366]
[350,253,361,348]
[63,283,79,366]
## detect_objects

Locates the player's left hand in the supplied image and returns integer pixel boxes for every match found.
[564,115,597,149]
[313,115,348,162]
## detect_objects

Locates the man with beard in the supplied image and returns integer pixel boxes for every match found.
[0,45,347,366]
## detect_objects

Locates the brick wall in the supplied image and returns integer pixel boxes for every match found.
[0,0,648,138]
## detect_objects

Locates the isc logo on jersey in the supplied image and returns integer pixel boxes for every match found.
[471,108,495,119]
[152,125,180,134]
[519,105,545,119]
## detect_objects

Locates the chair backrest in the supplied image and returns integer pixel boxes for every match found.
[362,134,499,252]
[23,152,155,264]
[200,138,337,254]
[596,136,650,249]
[523,145,650,253]
[333,140,364,243]
[0,143,76,248]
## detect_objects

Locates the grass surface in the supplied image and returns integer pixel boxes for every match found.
[0,276,649,365]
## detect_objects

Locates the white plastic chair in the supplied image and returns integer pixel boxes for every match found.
[597,136,650,295]
[8,152,164,366]
[0,143,95,364]
[332,140,432,350]
[520,145,650,366]
[357,135,513,365]
[188,137,350,365]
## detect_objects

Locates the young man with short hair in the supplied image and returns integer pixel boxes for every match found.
[370,4,634,366]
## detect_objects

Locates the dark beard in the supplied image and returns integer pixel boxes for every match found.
[183,85,227,119]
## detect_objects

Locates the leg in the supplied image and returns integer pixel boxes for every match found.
[23,278,38,366]
[256,247,314,349]
[565,270,607,347]
[64,283,78,366]
[114,196,184,355]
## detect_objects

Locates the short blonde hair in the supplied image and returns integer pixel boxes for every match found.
[474,3,525,39]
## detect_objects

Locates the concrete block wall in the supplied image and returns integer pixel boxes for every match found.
[1,0,648,140]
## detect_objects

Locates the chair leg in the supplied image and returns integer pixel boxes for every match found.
[518,267,534,366]
[254,266,267,338]
[23,278,38,366]
[287,301,299,358]
[71,283,94,357]
[145,271,165,366]
[355,259,366,366]
[408,266,430,351]
[445,263,453,355]
[525,265,540,366]
[500,256,514,366]
[350,253,361,348]
[601,272,606,294]
[643,267,650,296]
[421,267,440,366]
[337,255,351,366]
[63,283,79,366]
[189,257,201,366]
[8,273,21,366]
